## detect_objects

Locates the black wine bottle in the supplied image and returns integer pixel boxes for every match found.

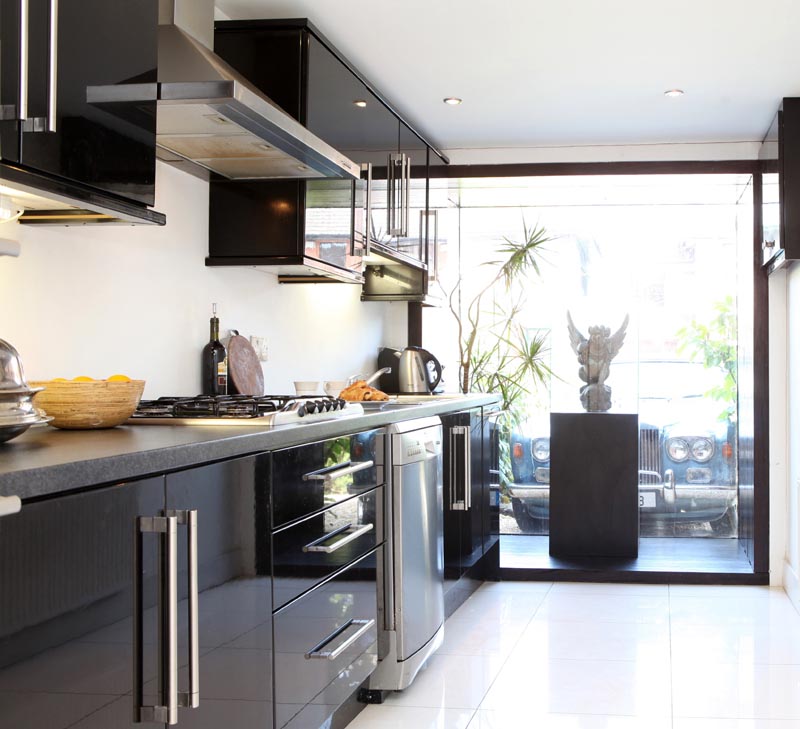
[201,303,228,395]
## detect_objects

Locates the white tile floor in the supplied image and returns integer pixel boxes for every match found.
[347,581,800,729]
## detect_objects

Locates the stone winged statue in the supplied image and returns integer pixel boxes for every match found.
[567,311,629,412]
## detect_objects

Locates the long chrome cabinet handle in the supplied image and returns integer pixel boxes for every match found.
[403,154,411,238]
[431,209,439,281]
[0,495,21,518]
[134,515,179,725]
[166,509,200,710]
[363,162,373,255]
[449,426,468,511]
[18,0,29,120]
[303,522,373,553]
[302,459,374,483]
[305,618,375,660]
[46,0,58,132]
[386,153,395,235]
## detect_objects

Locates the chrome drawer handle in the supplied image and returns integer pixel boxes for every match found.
[166,510,200,710]
[305,618,375,661]
[134,515,179,725]
[303,522,374,554]
[0,495,21,518]
[302,460,374,483]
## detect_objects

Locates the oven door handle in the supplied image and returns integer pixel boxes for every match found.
[302,460,374,483]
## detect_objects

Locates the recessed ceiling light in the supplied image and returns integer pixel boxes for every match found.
[443,97,463,105]
[664,89,684,97]
[353,100,367,108]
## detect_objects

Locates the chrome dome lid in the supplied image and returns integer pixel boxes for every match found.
[0,339,29,391]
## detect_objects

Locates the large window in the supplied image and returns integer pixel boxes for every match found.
[423,174,752,539]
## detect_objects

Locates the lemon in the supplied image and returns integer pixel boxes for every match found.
[73,376,94,382]
[51,377,67,382]
[107,374,131,382]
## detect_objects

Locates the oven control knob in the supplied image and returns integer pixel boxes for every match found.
[336,398,346,409]
[304,401,317,414]
[321,399,333,412]
[297,403,307,417]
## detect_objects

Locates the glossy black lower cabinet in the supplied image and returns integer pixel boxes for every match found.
[273,549,379,729]
[271,430,383,529]
[0,477,164,729]
[273,488,383,610]
[164,454,273,729]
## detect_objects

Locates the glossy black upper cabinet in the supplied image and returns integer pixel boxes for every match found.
[760,98,800,271]
[213,19,447,270]
[1,0,158,207]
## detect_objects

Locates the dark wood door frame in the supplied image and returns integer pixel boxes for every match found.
[415,160,770,577]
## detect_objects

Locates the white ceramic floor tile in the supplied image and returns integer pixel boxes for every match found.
[517,618,671,663]
[451,589,546,622]
[476,580,554,595]
[480,655,672,718]
[669,595,800,628]
[438,617,527,656]
[673,661,800,719]
[674,720,800,728]
[535,592,670,624]
[347,705,475,729]
[549,582,669,597]
[669,585,790,600]
[469,709,673,728]
[671,622,800,666]
[383,652,505,709]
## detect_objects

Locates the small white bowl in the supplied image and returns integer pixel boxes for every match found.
[323,380,347,397]
[294,380,319,396]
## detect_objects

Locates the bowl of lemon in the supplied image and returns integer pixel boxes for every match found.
[29,375,145,429]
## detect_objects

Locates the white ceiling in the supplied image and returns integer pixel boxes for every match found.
[216,0,800,153]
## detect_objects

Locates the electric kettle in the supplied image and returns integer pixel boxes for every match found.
[393,347,443,394]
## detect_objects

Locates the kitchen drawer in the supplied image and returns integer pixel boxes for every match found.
[273,487,382,610]
[273,549,379,729]
[272,430,384,528]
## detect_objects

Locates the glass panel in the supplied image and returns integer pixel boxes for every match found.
[423,174,750,540]
[304,179,362,274]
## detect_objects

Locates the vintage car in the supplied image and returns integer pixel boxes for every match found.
[508,361,738,535]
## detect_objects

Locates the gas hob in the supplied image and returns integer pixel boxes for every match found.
[128,395,364,427]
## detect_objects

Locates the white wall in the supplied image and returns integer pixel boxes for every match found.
[0,163,407,397]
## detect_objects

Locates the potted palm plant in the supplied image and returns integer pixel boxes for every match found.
[448,219,553,490]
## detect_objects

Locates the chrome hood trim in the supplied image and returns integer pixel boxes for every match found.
[156,24,360,181]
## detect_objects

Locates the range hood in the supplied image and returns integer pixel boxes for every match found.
[156,0,360,181]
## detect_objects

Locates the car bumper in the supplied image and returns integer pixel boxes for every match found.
[509,482,735,521]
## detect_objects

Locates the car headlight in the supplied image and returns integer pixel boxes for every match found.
[666,437,690,462]
[531,438,550,462]
[690,437,714,462]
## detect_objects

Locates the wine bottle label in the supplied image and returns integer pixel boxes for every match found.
[217,357,228,394]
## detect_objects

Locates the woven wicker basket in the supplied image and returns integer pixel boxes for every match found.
[30,380,145,429]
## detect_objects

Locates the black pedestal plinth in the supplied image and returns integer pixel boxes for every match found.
[549,412,639,558]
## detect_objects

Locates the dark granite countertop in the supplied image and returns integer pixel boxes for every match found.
[0,394,500,500]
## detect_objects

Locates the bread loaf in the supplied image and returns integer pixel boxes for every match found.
[339,380,389,402]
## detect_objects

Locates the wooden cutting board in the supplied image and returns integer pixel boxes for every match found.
[227,335,264,396]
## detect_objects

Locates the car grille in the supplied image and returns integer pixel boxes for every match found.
[639,426,661,485]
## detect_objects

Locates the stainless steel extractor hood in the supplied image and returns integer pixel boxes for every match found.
[156,0,360,181]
